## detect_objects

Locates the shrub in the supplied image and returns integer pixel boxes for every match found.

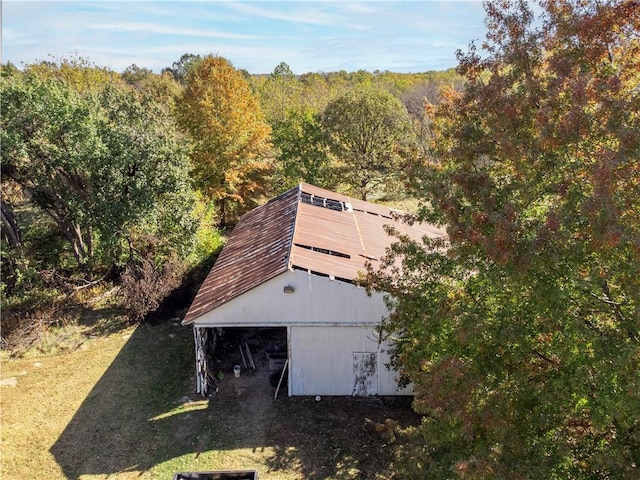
[0,290,74,355]
[120,253,185,323]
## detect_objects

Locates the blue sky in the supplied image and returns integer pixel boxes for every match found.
[2,1,488,74]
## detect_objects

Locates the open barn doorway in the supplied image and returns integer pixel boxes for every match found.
[194,327,288,397]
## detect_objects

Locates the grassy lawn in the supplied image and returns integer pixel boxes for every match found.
[1,311,419,480]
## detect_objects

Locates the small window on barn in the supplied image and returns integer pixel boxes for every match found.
[300,191,345,211]
[295,243,351,259]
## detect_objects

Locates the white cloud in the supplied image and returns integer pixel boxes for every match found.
[226,2,343,27]
[87,22,264,40]
[2,28,39,46]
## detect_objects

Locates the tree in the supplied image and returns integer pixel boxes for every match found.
[162,53,202,84]
[365,1,639,478]
[25,55,121,93]
[121,67,182,110]
[272,61,295,79]
[259,62,302,123]
[298,72,335,111]
[272,107,336,190]
[176,55,273,225]
[121,64,153,85]
[1,65,197,272]
[0,189,22,252]
[322,87,414,200]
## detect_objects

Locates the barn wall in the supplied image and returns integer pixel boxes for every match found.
[289,326,412,396]
[191,269,412,396]
[377,341,413,396]
[191,269,387,327]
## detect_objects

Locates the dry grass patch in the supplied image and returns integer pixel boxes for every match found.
[1,317,137,479]
[1,316,419,480]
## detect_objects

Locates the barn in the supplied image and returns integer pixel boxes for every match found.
[182,183,444,397]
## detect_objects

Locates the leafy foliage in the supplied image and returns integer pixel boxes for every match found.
[322,87,415,200]
[1,62,197,272]
[122,65,182,108]
[271,107,336,190]
[252,64,466,199]
[161,53,203,84]
[259,62,302,123]
[177,55,274,225]
[366,1,640,478]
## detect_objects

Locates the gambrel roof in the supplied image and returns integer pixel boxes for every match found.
[183,183,444,325]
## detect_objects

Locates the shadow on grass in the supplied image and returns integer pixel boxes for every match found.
[264,397,418,479]
[50,321,419,479]
[50,320,197,478]
[77,306,132,336]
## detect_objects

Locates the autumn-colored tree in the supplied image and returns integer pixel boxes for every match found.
[25,55,122,93]
[322,87,414,200]
[366,1,639,478]
[177,56,273,225]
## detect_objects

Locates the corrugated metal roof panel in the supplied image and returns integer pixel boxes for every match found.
[183,182,446,325]
[183,186,299,324]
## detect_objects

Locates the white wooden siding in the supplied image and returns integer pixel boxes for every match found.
[191,269,412,396]
[191,269,387,327]
[289,326,412,396]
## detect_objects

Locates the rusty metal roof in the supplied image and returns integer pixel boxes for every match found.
[183,183,445,325]
[183,187,298,324]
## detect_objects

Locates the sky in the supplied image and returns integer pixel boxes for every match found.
[2,1,489,74]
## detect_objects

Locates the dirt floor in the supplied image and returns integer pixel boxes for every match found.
[202,327,289,454]
[207,327,287,395]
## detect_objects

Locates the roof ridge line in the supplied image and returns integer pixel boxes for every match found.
[286,183,303,271]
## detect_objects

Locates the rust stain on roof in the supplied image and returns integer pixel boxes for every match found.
[183,183,445,325]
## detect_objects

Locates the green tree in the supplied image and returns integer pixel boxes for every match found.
[298,72,335,111]
[259,62,301,123]
[366,1,639,478]
[272,107,335,189]
[1,66,197,272]
[322,87,414,200]
[121,64,154,85]
[177,55,273,225]
[162,53,202,84]
[122,67,182,110]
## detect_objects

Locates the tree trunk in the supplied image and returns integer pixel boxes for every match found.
[43,208,91,272]
[0,198,22,251]
[220,199,227,228]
